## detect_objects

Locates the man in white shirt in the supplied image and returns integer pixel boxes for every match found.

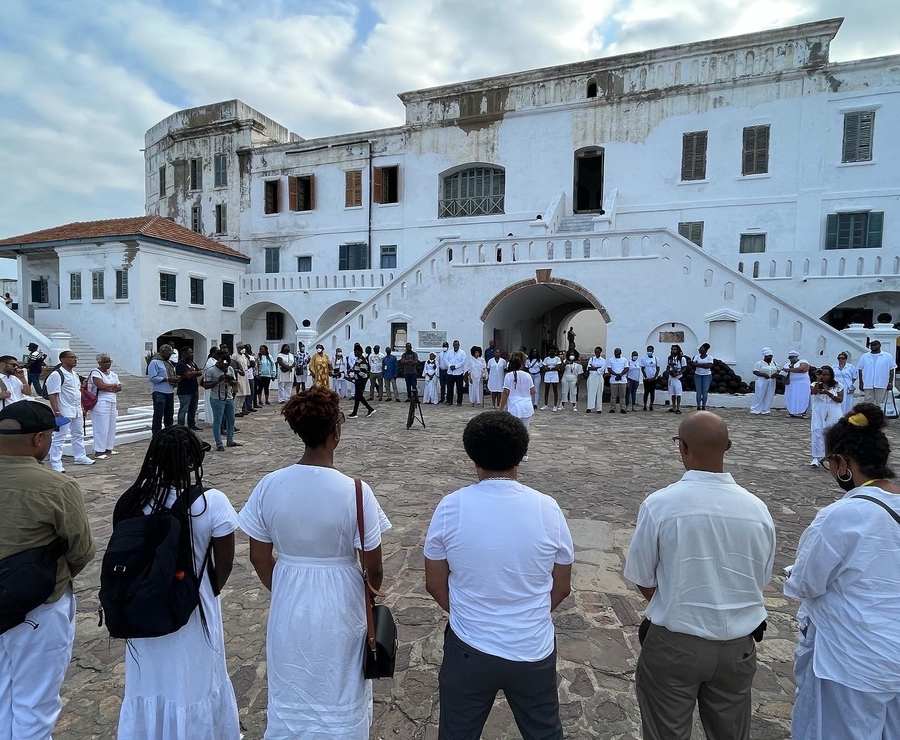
[437,341,451,403]
[368,344,384,401]
[425,411,573,738]
[45,351,94,473]
[639,346,660,411]
[585,347,607,413]
[445,340,467,406]
[0,356,32,408]
[624,412,775,740]
[606,348,629,414]
[857,340,896,406]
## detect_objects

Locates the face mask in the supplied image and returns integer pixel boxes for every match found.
[568,355,574,361]
[647,352,654,357]
[632,355,638,360]
[317,349,323,354]
[837,472,856,493]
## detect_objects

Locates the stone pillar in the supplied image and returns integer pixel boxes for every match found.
[295,327,317,353]
[49,332,71,361]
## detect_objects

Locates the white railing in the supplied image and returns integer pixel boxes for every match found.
[241,270,397,293]
[532,190,566,234]
[438,194,505,218]
[0,303,59,362]
[736,249,900,280]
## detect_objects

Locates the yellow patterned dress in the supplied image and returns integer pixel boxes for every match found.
[309,352,332,389]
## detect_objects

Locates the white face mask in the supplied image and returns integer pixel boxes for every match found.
[317,348,324,354]
[568,355,574,361]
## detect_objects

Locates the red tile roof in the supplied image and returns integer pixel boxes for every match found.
[0,216,250,261]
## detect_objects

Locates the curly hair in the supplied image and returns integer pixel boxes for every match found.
[463,411,529,471]
[282,386,342,448]
[825,402,894,479]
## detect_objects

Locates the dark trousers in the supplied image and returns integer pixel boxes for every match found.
[243,379,256,411]
[643,378,657,408]
[447,374,464,405]
[28,372,42,395]
[439,369,449,402]
[151,391,174,436]
[626,378,640,407]
[404,374,418,399]
[352,379,373,414]
[256,376,272,402]
[438,627,562,740]
[177,392,199,427]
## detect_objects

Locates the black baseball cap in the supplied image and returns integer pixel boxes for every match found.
[0,402,60,434]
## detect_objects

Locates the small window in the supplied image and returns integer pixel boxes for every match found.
[160,273,177,302]
[70,273,82,301]
[115,269,129,300]
[842,110,875,163]
[380,245,397,269]
[158,165,166,197]
[264,248,280,273]
[31,279,49,304]
[191,205,202,233]
[339,243,369,271]
[215,204,227,234]
[91,271,105,300]
[266,311,284,341]
[190,277,205,306]
[681,131,708,181]
[222,281,235,308]
[440,166,505,218]
[374,166,399,204]
[825,212,884,250]
[586,80,598,98]
[739,234,766,253]
[742,125,770,175]
[297,256,312,272]
[345,170,362,207]
[189,158,202,190]
[678,221,704,247]
[289,175,315,211]
[264,180,280,214]
[214,153,227,187]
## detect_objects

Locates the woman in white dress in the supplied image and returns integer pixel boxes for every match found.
[500,354,535,461]
[238,387,389,739]
[276,344,295,403]
[750,347,779,415]
[333,349,348,399]
[525,350,542,410]
[782,351,812,417]
[809,366,844,467]
[466,346,487,407]
[486,353,507,408]
[666,344,688,414]
[423,353,439,404]
[201,346,219,421]
[89,352,122,458]
[560,353,583,411]
[541,349,562,411]
[115,427,240,740]
[832,352,857,416]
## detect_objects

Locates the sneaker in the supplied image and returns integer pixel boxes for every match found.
[643,407,648,412]
[810,458,820,467]
[95,454,110,460]
[74,457,95,465]
[586,409,592,413]
[189,426,202,431]
[347,413,359,418]
[216,445,225,452]
[109,450,120,455]
[522,455,529,462]
[572,405,577,411]
[675,409,682,414]
[367,409,377,417]
[50,464,66,473]
[620,409,627,414]
[540,405,548,410]
[395,399,402,403]
[649,406,654,411]
[552,406,558,412]
[226,441,243,448]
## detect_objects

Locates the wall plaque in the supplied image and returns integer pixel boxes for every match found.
[418,330,447,348]
[659,331,685,344]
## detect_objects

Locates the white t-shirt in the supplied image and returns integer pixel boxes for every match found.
[607,357,628,384]
[45,366,82,418]
[503,371,535,419]
[424,480,574,661]
[561,361,582,381]
[525,358,542,376]
[1,374,25,406]
[692,354,714,376]
[858,351,896,388]
[370,353,383,374]
[88,369,120,405]
[624,470,776,640]
[587,356,607,376]
[639,355,660,379]
[627,359,642,382]
[542,356,561,383]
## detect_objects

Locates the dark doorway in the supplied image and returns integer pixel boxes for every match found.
[157,333,195,353]
[822,306,873,331]
[492,329,508,356]
[574,148,604,213]
[220,333,234,352]
[390,323,408,350]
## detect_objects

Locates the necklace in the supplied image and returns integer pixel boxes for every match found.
[481,476,517,482]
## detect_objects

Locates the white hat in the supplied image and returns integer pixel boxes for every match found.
[761,347,773,357]
[788,350,800,357]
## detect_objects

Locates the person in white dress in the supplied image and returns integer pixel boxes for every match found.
[333,349,349,399]
[782,351,811,417]
[501,355,536,461]
[832,352,857,416]
[785,404,900,740]
[585,347,606,414]
[750,348,779,415]
[526,350,542,410]
[809,366,844,466]
[665,345,688,414]
[88,353,122,459]
[423,353,439,404]
[200,346,218,422]
[541,349,562,411]
[276,344,295,403]
[114,427,240,740]
[238,387,389,740]
[466,347,487,407]
[486,353,507,408]
[559,353,583,411]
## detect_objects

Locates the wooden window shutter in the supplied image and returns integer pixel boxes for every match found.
[825,214,839,250]
[678,222,691,240]
[681,135,694,180]
[695,132,707,179]
[339,245,348,271]
[308,175,315,210]
[857,111,874,161]
[691,222,703,246]
[867,211,884,248]
[373,167,384,204]
[288,177,298,211]
[841,111,874,162]
[756,126,769,174]
[742,128,754,175]
[345,171,361,207]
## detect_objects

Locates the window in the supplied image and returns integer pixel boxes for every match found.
[678,222,704,247]
[264,180,280,214]
[739,234,766,253]
[191,205,202,233]
[345,170,362,207]
[189,158,202,190]
[842,110,875,163]
[31,279,49,304]
[339,243,369,270]
[158,165,166,197]
[214,153,227,187]
[440,166,505,218]
[825,212,884,250]
[115,269,129,300]
[190,277,205,305]
[264,248,280,273]
[681,131,708,181]
[215,204,227,234]
[380,245,397,269]
[373,166,399,204]
[91,271,104,300]
[266,311,284,341]
[586,80,598,98]
[70,273,82,301]
[742,125,770,175]
[297,256,312,272]
[159,273,176,302]
[288,175,315,211]
[222,281,235,308]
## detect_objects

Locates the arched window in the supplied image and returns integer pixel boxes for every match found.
[586,80,598,98]
[439,166,505,218]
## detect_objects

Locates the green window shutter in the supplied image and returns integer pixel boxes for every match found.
[825,214,838,250]
[867,212,884,248]
[339,245,348,271]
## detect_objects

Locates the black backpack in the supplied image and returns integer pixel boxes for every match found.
[0,538,67,634]
[99,486,215,639]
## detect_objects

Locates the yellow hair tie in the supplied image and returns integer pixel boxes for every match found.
[848,413,869,428]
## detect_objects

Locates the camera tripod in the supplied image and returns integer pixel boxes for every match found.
[407,387,426,430]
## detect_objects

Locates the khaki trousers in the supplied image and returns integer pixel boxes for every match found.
[636,624,757,740]
[609,383,626,410]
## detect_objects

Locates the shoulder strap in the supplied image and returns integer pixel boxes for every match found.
[355,478,379,653]
[851,494,900,527]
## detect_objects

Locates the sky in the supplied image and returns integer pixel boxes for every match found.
[0,0,897,279]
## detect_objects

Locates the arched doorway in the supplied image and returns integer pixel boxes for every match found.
[821,290,900,330]
[241,301,298,353]
[316,300,362,336]
[155,328,207,355]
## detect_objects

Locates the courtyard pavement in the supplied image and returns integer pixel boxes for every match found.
[54,395,885,740]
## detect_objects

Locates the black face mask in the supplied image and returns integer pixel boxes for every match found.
[837,472,857,492]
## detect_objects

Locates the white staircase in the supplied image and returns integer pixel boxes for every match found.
[558,214,597,232]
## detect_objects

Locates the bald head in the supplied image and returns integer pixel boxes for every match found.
[677,411,731,472]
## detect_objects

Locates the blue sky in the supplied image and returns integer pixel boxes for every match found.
[0,0,897,280]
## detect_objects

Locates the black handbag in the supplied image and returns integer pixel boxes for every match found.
[0,537,67,634]
[355,478,397,679]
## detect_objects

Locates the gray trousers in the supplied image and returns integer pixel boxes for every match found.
[636,623,757,740]
[438,626,562,740]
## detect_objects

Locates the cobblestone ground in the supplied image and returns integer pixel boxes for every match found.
[55,395,892,740]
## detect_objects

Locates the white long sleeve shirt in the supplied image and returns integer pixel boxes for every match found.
[446,350,467,376]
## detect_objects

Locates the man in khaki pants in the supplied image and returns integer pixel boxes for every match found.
[624,412,776,739]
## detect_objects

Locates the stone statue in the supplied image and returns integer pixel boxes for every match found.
[567,327,577,352]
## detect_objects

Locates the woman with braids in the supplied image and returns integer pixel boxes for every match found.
[114,427,240,740]
[237,387,391,738]
[500,352,535,461]
[785,404,900,740]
